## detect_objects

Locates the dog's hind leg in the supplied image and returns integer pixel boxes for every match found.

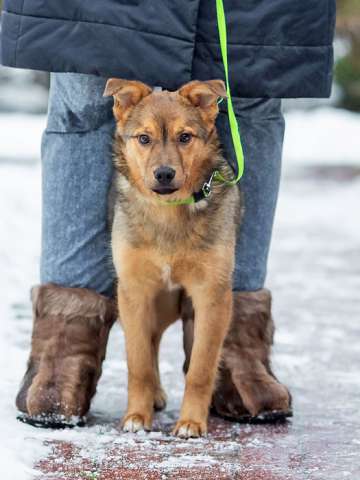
[152,289,182,411]
[152,334,167,411]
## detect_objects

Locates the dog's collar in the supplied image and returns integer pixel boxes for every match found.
[158,170,220,206]
[193,170,219,203]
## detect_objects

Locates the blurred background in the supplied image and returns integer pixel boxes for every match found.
[0,2,360,479]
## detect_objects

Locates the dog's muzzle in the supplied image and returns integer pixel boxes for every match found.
[152,166,178,195]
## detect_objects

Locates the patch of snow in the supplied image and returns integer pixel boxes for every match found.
[0,114,46,163]
[283,107,360,167]
[155,454,219,469]
[0,164,46,479]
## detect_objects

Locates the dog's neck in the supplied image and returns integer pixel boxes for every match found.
[112,155,238,253]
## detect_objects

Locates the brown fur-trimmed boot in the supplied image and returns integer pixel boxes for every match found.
[16,283,117,428]
[182,289,292,423]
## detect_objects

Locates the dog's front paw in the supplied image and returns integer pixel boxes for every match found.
[122,413,151,433]
[172,419,207,438]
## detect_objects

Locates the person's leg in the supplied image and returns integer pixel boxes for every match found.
[217,98,283,292]
[16,74,117,426]
[41,73,116,297]
[210,98,291,420]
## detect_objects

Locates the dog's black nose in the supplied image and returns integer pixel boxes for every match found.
[154,166,176,185]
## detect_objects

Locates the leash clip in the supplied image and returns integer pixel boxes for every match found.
[202,170,218,198]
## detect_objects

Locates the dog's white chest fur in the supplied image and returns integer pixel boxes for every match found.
[161,265,180,291]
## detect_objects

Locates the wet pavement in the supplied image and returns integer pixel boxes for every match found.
[35,412,360,479]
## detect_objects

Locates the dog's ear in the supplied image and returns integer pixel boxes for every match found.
[103,78,152,123]
[179,80,227,108]
[178,80,227,125]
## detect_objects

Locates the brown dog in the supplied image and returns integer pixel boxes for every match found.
[104,78,240,437]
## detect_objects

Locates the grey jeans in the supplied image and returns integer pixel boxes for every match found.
[41,74,284,297]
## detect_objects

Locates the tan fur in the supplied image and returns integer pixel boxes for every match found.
[183,289,292,419]
[105,78,240,437]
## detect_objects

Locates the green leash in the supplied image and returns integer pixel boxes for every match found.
[160,0,245,206]
[214,0,245,184]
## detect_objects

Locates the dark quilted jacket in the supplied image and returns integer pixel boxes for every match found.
[0,0,336,98]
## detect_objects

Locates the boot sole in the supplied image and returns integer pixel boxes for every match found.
[17,412,86,429]
[211,407,293,424]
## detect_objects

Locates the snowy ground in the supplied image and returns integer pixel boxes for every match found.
[1,107,360,479]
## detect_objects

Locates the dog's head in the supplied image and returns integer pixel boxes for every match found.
[104,78,227,200]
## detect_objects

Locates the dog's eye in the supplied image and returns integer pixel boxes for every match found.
[179,133,192,144]
[138,134,151,145]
